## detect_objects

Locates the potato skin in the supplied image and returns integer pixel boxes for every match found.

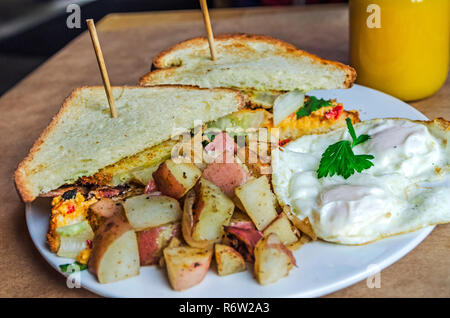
[153,160,201,199]
[283,206,317,240]
[191,179,235,243]
[182,189,212,248]
[138,222,181,265]
[263,213,300,246]
[254,233,296,285]
[163,246,213,291]
[153,161,186,199]
[88,214,138,280]
[202,161,249,197]
[215,244,246,276]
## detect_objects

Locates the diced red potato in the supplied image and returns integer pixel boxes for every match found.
[202,161,250,197]
[224,225,263,251]
[263,213,300,246]
[229,210,254,229]
[224,225,263,263]
[158,236,183,268]
[254,233,296,286]
[163,246,213,291]
[188,179,235,244]
[152,160,202,199]
[215,244,246,276]
[234,176,278,231]
[182,189,212,248]
[231,196,247,213]
[88,214,140,284]
[283,206,317,240]
[123,194,182,231]
[264,234,297,267]
[137,223,181,266]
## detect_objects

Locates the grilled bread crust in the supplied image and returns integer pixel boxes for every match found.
[140,34,357,94]
[15,85,245,202]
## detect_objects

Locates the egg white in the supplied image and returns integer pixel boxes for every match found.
[272,118,450,245]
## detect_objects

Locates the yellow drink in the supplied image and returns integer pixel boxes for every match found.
[350,0,449,101]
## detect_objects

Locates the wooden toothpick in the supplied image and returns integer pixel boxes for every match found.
[199,0,216,61]
[86,19,118,118]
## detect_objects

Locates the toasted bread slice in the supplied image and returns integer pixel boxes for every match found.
[140,34,356,107]
[15,86,245,202]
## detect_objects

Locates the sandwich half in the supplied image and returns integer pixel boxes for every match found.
[139,34,357,108]
[15,85,245,202]
[140,33,359,142]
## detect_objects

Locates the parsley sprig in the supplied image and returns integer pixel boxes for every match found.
[317,118,374,179]
[296,96,331,119]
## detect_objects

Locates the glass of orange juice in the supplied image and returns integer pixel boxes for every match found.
[349,0,449,101]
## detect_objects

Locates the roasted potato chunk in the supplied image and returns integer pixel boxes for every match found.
[229,210,254,228]
[163,245,213,291]
[153,159,201,199]
[283,206,317,240]
[182,189,212,248]
[123,194,182,231]
[88,214,140,284]
[254,233,296,285]
[191,179,235,243]
[235,176,278,230]
[137,222,181,265]
[215,244,246,276]
[263,213,300,246]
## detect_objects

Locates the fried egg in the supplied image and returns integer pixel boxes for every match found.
[272,118,450,245]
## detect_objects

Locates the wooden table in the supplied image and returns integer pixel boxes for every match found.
[0,4,449,298]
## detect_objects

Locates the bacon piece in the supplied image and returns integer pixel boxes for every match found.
[90,198,122,218]
[40,186,86,198]
[94,187,124,198]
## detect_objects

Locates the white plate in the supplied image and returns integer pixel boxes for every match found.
[26,84,435,298]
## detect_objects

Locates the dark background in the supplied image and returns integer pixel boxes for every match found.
[0,0,347,96]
